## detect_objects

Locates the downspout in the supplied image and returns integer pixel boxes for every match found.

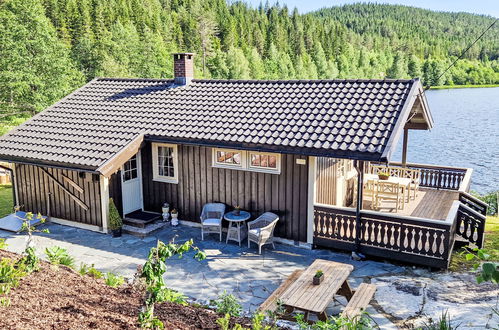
[353,160,364,257]
[0,164,16,208]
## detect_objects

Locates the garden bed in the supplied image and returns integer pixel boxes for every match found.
[0,249,252,329]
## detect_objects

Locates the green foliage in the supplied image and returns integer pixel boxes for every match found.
[0,258,25,287]
[466,248,499,284]
[45,246,75,268]
[17,247,40,273]
[104,272,125,288]
[216,314,231,330]
[472,190,498,215]
[315,270,324,278]
[0,239,7,250]
[419,310,459,330]
[138,239,206,329]
[295,311,375,329]
[78,263,103,278]
[0,0,497,131]
[214,290,242,317]
[108,198,122,230]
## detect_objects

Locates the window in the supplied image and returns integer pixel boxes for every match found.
[213,148,244,169]
[152,143,178,183]
[248,152,279,171]
[212,148,280,174]
[122,154,138,181]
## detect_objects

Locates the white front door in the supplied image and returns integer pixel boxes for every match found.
[121,153,143,215]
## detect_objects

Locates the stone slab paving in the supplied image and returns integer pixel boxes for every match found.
[1,222,497,328]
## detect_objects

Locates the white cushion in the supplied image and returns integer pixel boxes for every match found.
[249,228,261,236]
[202,218,221,226]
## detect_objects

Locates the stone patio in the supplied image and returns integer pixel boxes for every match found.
[0,222,497,329]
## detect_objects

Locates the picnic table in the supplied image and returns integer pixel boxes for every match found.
[280,259,354,320]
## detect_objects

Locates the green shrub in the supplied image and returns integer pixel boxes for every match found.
[472,190,498,215]
[0,239,7,250]
[295,311,375,329]
[104,272,125,288]
[214,290,242,317]
[108,198,122,230]
[17,247,39,273]
[78,263,103,279]
[0,258,25,287]
[45,246,75,268]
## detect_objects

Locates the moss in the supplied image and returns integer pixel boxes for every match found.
[108,198,122,230]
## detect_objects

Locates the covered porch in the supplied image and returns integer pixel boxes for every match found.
[312,158,488,269]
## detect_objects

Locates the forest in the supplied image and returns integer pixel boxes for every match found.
[0,0,498,132]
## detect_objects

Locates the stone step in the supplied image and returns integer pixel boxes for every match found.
[123,216,160,228]
[122,222,166,238]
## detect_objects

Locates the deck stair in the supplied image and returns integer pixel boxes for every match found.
[122,210,164,238]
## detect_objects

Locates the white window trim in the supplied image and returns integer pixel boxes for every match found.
[247,151,281,174]
[212,148,246,170]
[212,148,281,174]
[152,143,179,184]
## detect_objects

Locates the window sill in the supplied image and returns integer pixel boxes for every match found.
[152,176,178,184]
[212,164,280,175]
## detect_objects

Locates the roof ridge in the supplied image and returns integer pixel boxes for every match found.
[94,77,417,84]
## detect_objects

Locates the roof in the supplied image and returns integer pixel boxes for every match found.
[0,77,430,173]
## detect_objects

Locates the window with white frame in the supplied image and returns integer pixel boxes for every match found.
[152,143,178,183]
[212,148,280,174]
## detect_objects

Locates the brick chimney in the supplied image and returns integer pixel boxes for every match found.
[173,53,194,85]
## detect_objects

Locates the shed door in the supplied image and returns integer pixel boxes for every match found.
[121,153,143,215]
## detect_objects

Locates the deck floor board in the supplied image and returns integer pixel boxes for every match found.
[363,188,458,220]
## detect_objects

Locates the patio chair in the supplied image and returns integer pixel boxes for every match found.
[200,203,226,241]
[247,212,279,254]
[373,181,404,211]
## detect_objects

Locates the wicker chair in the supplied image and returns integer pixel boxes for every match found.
[247,212,279,254]
[200,203,225,241]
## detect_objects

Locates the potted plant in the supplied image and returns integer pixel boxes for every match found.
[234,205,241,216]
[313,270,324,285]
[171,209,179,226]
[108,198,122,237]
[378,171,390,180]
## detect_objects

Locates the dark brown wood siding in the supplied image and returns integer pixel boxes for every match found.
[109,171,123,217]
[14,164,102,227]
[141,142,309,242]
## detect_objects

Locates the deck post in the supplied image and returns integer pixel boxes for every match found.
[354,160,364,251]
[100,175,109,233]
[401,127,409,167]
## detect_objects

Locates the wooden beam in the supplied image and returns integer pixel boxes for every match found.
[401,128,409,167]
[97,134,144,177]
[38,167,89,211]
[100,175,109,233]
[62,174,84,194]
[404,122,429,130]
[307,156,316,244]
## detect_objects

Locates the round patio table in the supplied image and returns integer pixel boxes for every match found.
[224,210,251,246]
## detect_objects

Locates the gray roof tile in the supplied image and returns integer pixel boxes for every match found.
[0,78,417,170]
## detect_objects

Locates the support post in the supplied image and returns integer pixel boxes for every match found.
[402,127,409,167]
[354,160,364,251]
[100,175,109,233]
[307,156,316,245]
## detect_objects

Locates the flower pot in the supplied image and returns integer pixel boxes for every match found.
[111,228,122,238]
[313,274,324,285]
[171,213,179,226]
[378,174,389,180]
[234,209,240,216]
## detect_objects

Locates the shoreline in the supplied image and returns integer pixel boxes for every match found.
[429,84,499,90]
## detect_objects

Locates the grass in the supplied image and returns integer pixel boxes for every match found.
[450,215,499,272]
[0,184,13,218]
[429,84,499,90]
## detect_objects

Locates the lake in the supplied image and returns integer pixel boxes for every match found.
[393,87,499,194]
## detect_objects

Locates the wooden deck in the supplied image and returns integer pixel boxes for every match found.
[363,188,459,220]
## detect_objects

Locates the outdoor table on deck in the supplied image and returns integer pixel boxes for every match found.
[224,210,251,246]
[364,173,412,203]
[280,259,354,320]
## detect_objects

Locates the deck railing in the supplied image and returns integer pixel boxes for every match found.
[369,162,471,191]
[313,203,456,268]
[453,194,487,248]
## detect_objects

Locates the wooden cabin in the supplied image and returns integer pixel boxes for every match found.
[0,53,486,268]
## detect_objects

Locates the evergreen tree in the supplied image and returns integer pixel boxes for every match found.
[0,0,83,116]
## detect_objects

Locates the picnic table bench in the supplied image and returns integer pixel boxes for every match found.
[259,259,376,321]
